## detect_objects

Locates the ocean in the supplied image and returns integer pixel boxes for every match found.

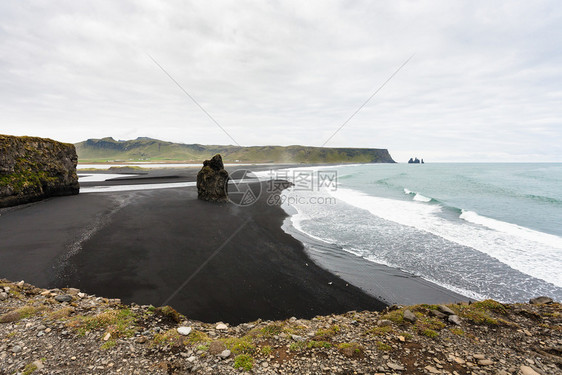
[267,163,562,303]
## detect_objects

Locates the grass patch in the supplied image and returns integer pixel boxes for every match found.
[0,305,43,323]
[154,306,181,323]
[67,308,138,338]
[196,344,209,351]
[314,325,340,340]
[368,325,393,336]
[307,340,331,349]
[233,354,254,371]
[422,329,439,338]
[187,330,211,345]
[261,345,272,356]
[260,323,284,337]
[416,316,446,331]
[338,342,363,357]
[376,341,392,351]
[223,336,255,355]
[289,342,306,351]
[22,363,38,375]
[48,307,75,320]
[101,339,117,350]
[452,305,499,326]
[471,300,509,315]
[153,329,187,347]
[450,328,465,336]
[380,310,404,324]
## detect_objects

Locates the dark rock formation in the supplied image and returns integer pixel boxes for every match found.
[196,154,229,202]
[0,135,79,208]
[408,157,421,164]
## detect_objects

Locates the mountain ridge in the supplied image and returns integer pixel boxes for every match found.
[75,137,395,163]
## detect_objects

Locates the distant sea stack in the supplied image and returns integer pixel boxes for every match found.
[408,157,424,164]
[196,154,229,203]
[0,134,79,208]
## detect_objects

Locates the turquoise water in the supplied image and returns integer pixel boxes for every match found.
[273,163,562,302]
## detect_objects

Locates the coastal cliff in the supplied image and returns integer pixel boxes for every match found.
[0,135,79,208]
[75,137,396,164]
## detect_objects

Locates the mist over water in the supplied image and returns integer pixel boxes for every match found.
[266,163,562,302]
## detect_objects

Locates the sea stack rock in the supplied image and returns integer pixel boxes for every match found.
[0,134,79,208]
[196,154,229,202]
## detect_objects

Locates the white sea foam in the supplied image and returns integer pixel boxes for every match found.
[80,182,197,193]
[404,188,432,202]
[459,210,562,248]
[330,187,562,287]
[413,193,432,202]
[78,174,138,182]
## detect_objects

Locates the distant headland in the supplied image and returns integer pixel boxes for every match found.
[75,137,395,164]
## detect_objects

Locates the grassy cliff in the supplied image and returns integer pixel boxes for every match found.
[75,137,395,164]
[0,135,79,207]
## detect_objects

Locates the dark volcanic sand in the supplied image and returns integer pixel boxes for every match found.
[0,177,385,324]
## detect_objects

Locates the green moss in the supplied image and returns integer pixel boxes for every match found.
[380,310,404,324]
[422,329,439,338]
[416,316,446,332]
[233,354,254,371]
[452,305,499,326]
[223,336,255,355]
[368,325,393,336]
[154,305,181,323]
[0,305,43,323]
[314,325,340,340]
[261,345,272,356]
[450,328,465,336]
[307,340,332,349]
[289,342,306,351]
[471,300,509,315]
[376,341,392,351]
[338,342,363,357]
[153,329,186,347]
[187,330,212,345]
[101,339,117,350]
[48,307,74,320]
[260,323,284,337]
[67,308,138,338]
[22,363,38,375]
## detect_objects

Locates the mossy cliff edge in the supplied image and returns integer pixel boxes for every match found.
[0,134,79,208]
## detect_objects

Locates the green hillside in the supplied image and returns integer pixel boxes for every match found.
[75,137,395,164]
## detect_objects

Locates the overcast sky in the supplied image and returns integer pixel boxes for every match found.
[1,1,561,162]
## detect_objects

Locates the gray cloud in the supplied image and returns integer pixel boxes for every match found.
[1,0,561,161]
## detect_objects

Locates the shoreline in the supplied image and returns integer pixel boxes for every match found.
[2,165,469,325]
[0,172,384,324]
[79,165,473,305]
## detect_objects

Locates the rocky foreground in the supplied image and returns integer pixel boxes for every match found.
[0,280,560,375]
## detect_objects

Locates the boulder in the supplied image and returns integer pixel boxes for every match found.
[196,154,229,202]
[0,134,79,207]
[448,315,462,325]
[403,309,417,323]
[438,305,455,315]
[529,296,553,305]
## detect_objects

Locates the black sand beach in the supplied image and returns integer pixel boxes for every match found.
[0,167,468,324]
[0,169,385,324]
